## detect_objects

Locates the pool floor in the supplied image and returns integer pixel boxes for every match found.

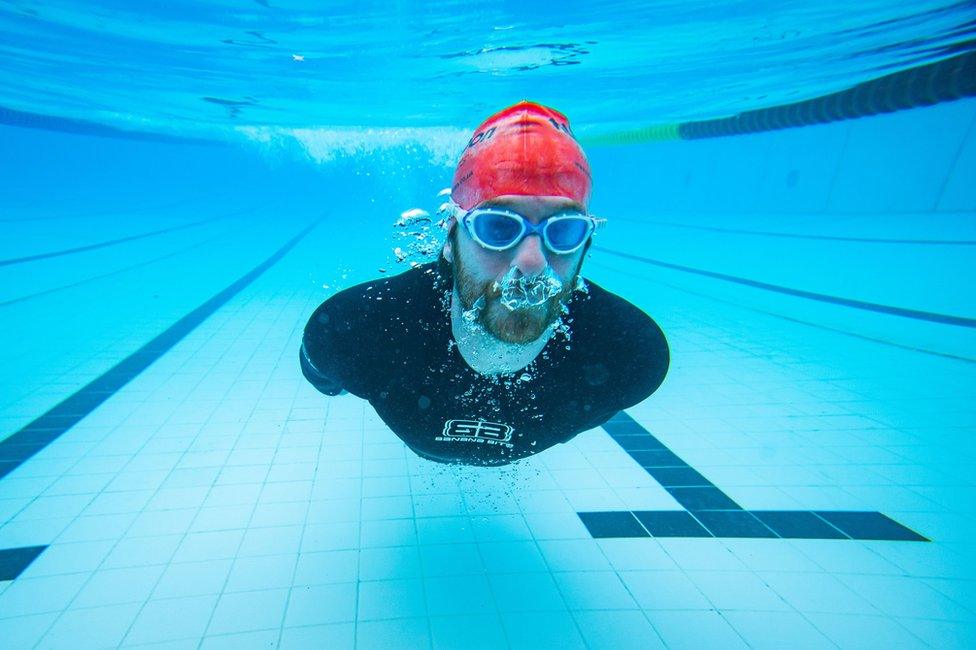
[0,219,974,649]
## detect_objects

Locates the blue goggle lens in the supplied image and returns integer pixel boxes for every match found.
[476,213,523,246]
[547,217,589,250]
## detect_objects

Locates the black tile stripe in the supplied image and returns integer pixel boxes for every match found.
[577,511,649,538]
[0,546,46,581]
[634,510,711,538]
[691,510,777,538]
[0,215,226,267]
[587,257,976,366]
[581,509,928,541]
[591,412,929,541]
[595,245,976,328]
[815,511,928,542]
[603,412,744,511]
[752,511,847,539]
[0,235,222,308]
[0,218,322,480]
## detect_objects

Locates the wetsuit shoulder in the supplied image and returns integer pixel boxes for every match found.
[572,278,670,409]
[301,263,445,397]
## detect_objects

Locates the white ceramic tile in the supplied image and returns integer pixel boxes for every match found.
[151,559,234,599]
[647,610,749,650]
[358,545,423,581]
[122,594,220,645]
[488,572,566,613]
[283,583,357,627]
[722,610,832,649]
[424,574,495,616]
[500,610,587,650]
[573,609,666,650]
[357,578,427,620]
[205,588,289,635]
[804,612,925,649]
[72,565,166,608]
[355,616,431,650]
[224,553,297,592]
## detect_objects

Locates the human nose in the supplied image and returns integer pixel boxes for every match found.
[510,233,548,276]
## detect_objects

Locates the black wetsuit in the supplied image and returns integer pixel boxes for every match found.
[301,260,669,465]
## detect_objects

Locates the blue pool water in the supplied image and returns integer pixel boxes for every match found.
[1,2,976,648]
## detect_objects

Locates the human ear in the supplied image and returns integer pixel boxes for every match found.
[442,218,456,262]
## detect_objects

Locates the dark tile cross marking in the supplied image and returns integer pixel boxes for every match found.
[580,411,928,542]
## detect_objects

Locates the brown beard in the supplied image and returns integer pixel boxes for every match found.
[449,228,583,344]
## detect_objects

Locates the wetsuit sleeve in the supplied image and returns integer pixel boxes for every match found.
[300,342,346,396]
[301,293,361,397]
[617,312,670,410]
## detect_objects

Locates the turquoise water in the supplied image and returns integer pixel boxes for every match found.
[2,2,976,648]
[1,0,973,134]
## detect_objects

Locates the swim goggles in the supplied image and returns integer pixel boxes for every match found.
[452,202,606,255]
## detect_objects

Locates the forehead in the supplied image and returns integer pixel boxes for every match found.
[480,195,585,216]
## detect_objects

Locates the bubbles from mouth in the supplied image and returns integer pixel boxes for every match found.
[493,266,563,312]
[461,294,487,324]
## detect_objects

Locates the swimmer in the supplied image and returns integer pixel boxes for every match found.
[300,101,670,466]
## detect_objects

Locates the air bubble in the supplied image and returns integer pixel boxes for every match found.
[495,266,563,312]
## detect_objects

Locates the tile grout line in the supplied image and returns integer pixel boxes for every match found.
[0,216,325,481]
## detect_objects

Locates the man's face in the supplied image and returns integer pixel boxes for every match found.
[444,195,591,345]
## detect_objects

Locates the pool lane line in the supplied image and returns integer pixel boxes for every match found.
[594,245,976,329]
[0,217,323,481]
[582,411,928,541]
[581,50,976,145]
[0,104,220,145]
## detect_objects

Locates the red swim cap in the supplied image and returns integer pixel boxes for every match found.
[451,101,591,211]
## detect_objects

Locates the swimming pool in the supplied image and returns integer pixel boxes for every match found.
[1,2,975,648]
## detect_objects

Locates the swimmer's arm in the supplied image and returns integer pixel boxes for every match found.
[301,287,378,399]
[300,342,347,396]
[301,294,360,397]
[616,314,670,410]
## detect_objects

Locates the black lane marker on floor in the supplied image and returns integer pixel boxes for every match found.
[0,218,322,481]
[0,215,225,267]
[0,546,46,580]
[604,412,744,512]
[583,411,929,541]
[594,246,976,329]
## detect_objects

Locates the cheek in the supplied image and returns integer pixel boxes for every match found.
[460,242,505,278]
[552,253,583,278]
